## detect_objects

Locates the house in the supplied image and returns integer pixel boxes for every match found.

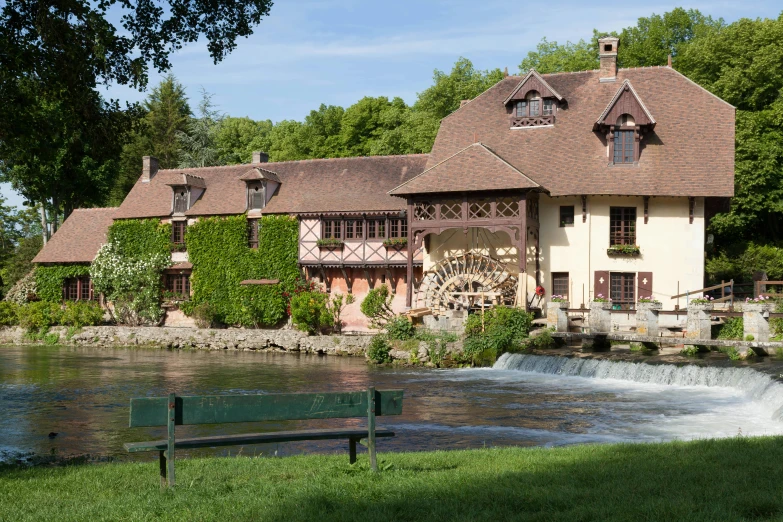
[33,37,734,330]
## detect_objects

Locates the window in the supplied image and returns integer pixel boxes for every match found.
[248,219,259,249]
[515,101,526,117]
[172,221,186,245]
[613,130,635,164]
[610,272,635,310]
[322,220,342,239]
[63,276,93,301]
[389,218,407,239]
[610,207,636,245]
[345,220,363,240]
[249,183,265,210]
[559,206,574,227]
[367,219,385,239]
[165,273,191,298]
[173,187,188,213]
[543,99,554,116]
[529,99,540,117]
[552,272,569,299]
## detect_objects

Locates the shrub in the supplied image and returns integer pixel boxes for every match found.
[367,334,392,364]
[191,302,217,329]
[18,302,62,331]
[463,306,534,365]
[360,286,395,329]
[0,302,18,326]
[328,293,355,333]
[60,301,103,327]
[714,317,744,340]
[531,329,554,349]
[3,269,37,304]
[290,291,334,334]
[386,316,415,340]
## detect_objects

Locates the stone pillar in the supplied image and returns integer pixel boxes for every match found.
[635,302,662,338]
[685,303,713,349]
[743,302,772,342]
[546,301,570,333]
[589,301,612,334]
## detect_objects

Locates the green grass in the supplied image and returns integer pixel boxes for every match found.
[2,437,783,521]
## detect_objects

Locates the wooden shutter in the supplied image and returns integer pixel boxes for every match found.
[594,270,609,299]
[638,272,653,300]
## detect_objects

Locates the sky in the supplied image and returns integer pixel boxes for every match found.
[2,0,781,209]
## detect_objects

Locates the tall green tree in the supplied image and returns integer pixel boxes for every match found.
[111,75,191,203]
[519,37,599,74]
[216,117,274,165]
[178,90,225,168]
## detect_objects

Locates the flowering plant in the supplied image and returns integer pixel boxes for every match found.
[690,296,715,304]
[637,296,661,304]
[745,296,771,303]
[550,295,568,303]
[592,293,611,303]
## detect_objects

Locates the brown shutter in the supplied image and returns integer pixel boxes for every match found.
[594,270,609,299]
[638,272,653,300]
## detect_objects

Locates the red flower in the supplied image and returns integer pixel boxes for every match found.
[535,285,545,297]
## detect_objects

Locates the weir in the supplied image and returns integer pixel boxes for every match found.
[494,353,783,420]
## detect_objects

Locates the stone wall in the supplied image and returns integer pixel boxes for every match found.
[0,326,463,363]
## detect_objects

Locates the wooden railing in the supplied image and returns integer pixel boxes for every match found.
[670,280,734,305]
[755,280,783,298]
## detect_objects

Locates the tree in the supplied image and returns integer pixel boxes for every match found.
[216,117,274,165]
[340,96,409,156]
[0,0,274,220]
[519,37,599,74]
[178,89,224,168]
[111,75,191,203]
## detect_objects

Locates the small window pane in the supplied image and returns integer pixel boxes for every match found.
[559,206,574,227]
[529,99,540,117]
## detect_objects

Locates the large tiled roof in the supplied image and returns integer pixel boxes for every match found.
[390,143,538,195]
[32,208,118,264]
[430,67,735,197]
[115,154,429,218]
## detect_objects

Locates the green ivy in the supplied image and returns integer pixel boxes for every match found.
[35,265,90,302]
[107,219,172,260]
[185,214,299,327]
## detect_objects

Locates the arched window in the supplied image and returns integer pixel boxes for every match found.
[613,114,637,164]
[526,91,541,117]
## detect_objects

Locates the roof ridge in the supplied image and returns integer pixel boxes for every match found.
[155,153,430,174]
[70,207,119,212]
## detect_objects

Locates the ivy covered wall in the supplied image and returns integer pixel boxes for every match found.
[185,214,299,327]
[107,219,172,260]
[35,265,90,302]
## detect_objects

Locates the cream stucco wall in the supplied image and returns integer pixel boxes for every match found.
[417,195,705,312]
[539,195,704,309]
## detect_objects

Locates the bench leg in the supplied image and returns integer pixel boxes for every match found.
[349,438,357,464]
[159,450,167,489]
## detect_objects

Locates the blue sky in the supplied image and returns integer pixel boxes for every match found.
[2,0,781,209]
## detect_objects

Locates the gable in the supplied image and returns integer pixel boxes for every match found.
[595,80,655,129]
[503,70,564,104]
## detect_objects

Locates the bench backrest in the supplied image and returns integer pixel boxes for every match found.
[129,389,403,427]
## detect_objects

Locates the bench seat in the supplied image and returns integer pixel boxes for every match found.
[124,428,395,453]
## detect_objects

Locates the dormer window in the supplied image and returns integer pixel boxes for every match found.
[163,173,206,215]
[594,80,656,166]
[249,182,266,210]
[240,166,280,212]
[503,70,564,129]
[173,187,188,213]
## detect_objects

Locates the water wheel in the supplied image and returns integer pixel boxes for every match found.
[416,252,517,315]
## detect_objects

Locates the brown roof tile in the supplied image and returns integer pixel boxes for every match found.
[32,208,118,264]
[390,143,538,195]
[430,67,735,197]
[114,155,429,218]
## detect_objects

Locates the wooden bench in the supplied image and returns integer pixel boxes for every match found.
[124,387,403,487]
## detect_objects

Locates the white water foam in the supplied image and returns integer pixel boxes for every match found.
[494,353,783,421]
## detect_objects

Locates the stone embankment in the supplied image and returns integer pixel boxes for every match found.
[0,326,463,364]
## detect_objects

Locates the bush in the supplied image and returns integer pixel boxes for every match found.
[530,329,554,349]
[463,307,534,365]
[386,316,415,340]
[714,317,743,340]
[360,286,395,329]
[191,302,217,328]
[367,334,392,364]
[0,302,19,326]
[290,291,334,334]
[60,301,104,327]
[18,302,62,330]
[3,269,37,304]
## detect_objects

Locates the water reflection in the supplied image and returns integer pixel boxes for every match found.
[1,345,781,463]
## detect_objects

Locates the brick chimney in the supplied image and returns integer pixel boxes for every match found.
[252,151,269,163]
[141,156,159,183]
[598,36,619,82]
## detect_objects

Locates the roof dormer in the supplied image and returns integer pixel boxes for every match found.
[503,69,564,129]
[595,80,656,166]
[239,166,280,213]
[162,173,206,214]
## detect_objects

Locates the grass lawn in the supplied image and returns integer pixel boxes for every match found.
[1,437,782,521]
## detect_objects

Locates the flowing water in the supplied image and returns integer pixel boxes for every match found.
[2,345,783,464]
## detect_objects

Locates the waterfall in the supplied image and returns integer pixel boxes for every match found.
[494,353,783,421]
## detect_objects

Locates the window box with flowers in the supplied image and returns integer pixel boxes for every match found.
[316,238,344,249]
[548,295,569,309]
[636,296,662,311]
[743,296,773,313]
[607,244,641,256]
[170,242,187,252]
[383,237,408,248]
[688,296,714,312]
[591,294,613,310]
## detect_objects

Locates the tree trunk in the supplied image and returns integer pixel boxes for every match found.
[39,203,48,245]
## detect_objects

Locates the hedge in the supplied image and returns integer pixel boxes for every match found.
[185,214,299,327]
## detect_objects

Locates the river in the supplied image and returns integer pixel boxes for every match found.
[2,345,783,464]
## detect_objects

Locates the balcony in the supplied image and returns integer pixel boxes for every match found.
[510,115,554,128]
